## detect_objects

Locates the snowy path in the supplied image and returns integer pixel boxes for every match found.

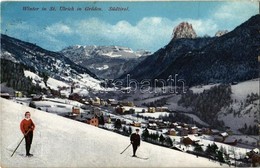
[1,98,223,167]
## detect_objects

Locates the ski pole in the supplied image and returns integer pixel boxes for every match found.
[11,129,31,157]
[120,143,131,154]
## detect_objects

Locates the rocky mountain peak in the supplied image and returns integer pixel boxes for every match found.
[172,22,197,39]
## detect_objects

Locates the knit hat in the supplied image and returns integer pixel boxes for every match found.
[25,111,30,116]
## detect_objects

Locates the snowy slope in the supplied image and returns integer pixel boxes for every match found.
[1,98,222,167]
[24,70,46,89]
[23,69,108,97]
[218,79,259,132]
[46,77,70,90]
[190,84,219,94]
[230,79,259,101]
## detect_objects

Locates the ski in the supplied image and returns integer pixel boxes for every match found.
[132,156,149,160]
[18,154,34,157]
[7,148,34,158]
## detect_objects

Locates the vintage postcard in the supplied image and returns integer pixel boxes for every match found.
[1,0,259,167]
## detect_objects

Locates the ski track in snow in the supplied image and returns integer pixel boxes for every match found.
[1,98,223,167]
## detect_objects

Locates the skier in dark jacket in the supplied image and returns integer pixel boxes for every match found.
[20,111,35,157]
[130,129,140,157]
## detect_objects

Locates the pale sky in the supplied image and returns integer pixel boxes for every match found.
[1,1,259,52]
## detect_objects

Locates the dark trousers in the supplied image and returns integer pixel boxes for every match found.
[25,131,33,155]
[132,144,138,156]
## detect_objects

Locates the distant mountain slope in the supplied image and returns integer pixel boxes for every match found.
[60,45,150,79]
[1,34,97,80]
[123,14,260,86]
[0,34,104,94]
[1,98,222,167]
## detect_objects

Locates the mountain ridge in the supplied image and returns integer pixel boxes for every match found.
[0,34,100,89]
[61,45,150,79]
[121,14,260,86]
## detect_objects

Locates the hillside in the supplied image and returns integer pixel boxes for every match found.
[218,79,259,133]
[0,98,222,167]
[0,34,108,96]
[1,34,96,78]
[177,79,259,132]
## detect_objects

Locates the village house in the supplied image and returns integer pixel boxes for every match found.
[32,95,43,101]
[168,129,176,136]
[223,137,237,146]
[211,129,220,135]
[107,99,116,104]
[90,97,101,106]
[100,99,107,106]
[60,91,68,98]
[77,113,99,127]
[148,123,157,130]
[157,122,168,129]
[115,106,125,114]
[182,137,193,146]
[0,93,11,99]
[69,93,81,102]
[15,91,23,97]
[214,132,229,143]
[180,128,189,136]
[170,122,179,128]
[107,99,118,106]
[180,123,189,128]
[72,106,80,114]
[106,115,112,124]
[155,107,169,112]
[197,128,203,136]
[120,101,134,107]
[148,107,156,113]
[130,121,141,127]
[81,104,91,110]
[176,126,183,131]
[220,132,229,138]
[86,116,99,127]
[189,126,198,134]
[91,107,102,116]
[201,128,211,135]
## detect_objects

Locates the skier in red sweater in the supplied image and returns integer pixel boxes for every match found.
[20,111,35,157]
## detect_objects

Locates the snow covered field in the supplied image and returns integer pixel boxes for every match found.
[218,79,259,132]
[1,98,223,167]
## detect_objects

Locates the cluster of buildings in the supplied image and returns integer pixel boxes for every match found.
[65,106,110,127]
[136,118,237,146]
[147,106,169,113]
[115,105,169,115]
[146,120,199,136]
[1,91,24,99]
